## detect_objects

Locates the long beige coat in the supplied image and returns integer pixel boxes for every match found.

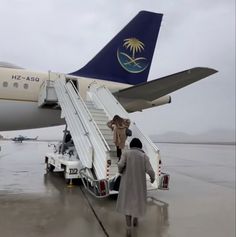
[116,148,155,217]
[107,119,130,149]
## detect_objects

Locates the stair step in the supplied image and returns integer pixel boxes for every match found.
[92,114,108,120]
[84,100,95,105]
[88,110,105,115]
[97,124,110,130]
[99,129,113,135]
[106,139,114,145]
[95,120,108,125]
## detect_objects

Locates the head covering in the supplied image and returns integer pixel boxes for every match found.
[130,138,142,149]
[113,115,124,126]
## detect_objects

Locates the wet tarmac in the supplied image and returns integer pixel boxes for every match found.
[0,141,235,237]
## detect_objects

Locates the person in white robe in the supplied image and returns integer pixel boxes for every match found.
[116,138,155,234]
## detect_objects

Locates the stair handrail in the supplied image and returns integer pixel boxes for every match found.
[54,78,94,168]
[58,80,91,138]
[40,71,56,91]
[55,75,111,178]
[89,84,159,153]
[90,84,127,119]
[38,79,55,105]
[131,122,160,153]
[89,84,161,188]
[79,167,110,198]
[67,80,110,152]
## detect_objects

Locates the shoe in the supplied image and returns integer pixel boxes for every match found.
[133,217,138,227]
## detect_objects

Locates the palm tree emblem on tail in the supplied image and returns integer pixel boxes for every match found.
[117,38,149,73]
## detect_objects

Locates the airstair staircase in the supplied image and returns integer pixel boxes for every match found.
[38,72,162,197]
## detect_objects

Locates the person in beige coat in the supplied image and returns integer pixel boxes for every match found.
[116,138,155,235]
[107,115,130,160]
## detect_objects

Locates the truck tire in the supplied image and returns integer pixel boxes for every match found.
[47,164,55,172]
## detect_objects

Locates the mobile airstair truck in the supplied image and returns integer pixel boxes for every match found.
[39,72,169,198]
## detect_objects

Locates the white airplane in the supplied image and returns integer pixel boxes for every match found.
[0,11,217,132]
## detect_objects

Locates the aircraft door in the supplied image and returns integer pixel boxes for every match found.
[66,77,79,92]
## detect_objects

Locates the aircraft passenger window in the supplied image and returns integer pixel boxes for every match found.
[13,82,19,88]
[3,81,8,87]
[23,83,29,89]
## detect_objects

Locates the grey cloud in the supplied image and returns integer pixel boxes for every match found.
[0,0,235,137]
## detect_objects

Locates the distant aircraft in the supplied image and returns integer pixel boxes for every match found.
[0,11,217,131]
[11,135,38,143]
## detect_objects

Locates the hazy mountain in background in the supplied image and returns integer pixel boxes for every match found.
[150,129,236,144]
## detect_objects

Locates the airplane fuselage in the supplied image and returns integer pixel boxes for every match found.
[0,67,129,131]
[0,11,217,132]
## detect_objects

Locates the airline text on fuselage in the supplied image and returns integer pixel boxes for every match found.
[12,74,40,82]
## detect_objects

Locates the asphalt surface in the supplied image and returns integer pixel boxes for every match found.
[0,141,235,237]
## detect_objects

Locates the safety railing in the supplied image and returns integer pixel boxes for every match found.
[79,168,110,198]
[64,81,111,180]
[38,79,58,107]
[53,76,94,168]
[87,83,161,189]
[67,80,110,152]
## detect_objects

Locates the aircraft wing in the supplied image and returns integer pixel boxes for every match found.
[113,67,218,112]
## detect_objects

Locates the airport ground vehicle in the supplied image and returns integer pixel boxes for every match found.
[43,73,170,198]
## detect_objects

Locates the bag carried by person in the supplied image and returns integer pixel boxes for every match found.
[109,174,121,191]
[126,128,132,137]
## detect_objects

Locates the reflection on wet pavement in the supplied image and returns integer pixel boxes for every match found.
[0,141,235,237]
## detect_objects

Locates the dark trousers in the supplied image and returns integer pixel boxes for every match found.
[117,146,122,160]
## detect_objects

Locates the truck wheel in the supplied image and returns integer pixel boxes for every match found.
[47,164,55,172]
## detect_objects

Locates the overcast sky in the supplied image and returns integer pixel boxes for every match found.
[0,0,235,139]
